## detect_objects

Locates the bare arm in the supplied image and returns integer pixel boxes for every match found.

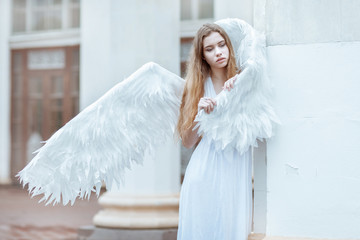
[182,121,200,149]
[182,97,217,149]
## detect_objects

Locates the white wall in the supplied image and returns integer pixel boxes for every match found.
[261,0,360,238]
[0,0,11,184]
[265,0,360,45]
[267,41,360,239]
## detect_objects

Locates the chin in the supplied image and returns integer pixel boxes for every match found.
[218,62,228,68]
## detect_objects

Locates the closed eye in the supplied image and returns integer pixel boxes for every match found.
[219,41,226,47]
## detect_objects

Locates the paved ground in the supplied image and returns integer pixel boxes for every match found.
[0,185,103,240]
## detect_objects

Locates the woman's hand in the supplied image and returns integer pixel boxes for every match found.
[223,74,238,91]
[198,97,217,114]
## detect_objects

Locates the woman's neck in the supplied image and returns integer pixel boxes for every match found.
[210,68,227,84]
[209,68,227,95]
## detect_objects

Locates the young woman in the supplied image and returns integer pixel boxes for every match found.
[176,23,253,240]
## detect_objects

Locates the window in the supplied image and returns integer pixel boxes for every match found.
[180,38,193,77]
[181,0,213,21]
[10,46,80,180]
[12,0,80,34]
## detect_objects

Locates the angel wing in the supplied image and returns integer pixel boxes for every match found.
[17,62,185,206]
[195,18,280,154]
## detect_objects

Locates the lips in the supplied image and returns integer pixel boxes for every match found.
[216,57,226,62]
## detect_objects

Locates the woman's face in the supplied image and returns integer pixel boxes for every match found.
[202,31,229,70]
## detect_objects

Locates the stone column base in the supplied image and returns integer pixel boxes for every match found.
[93,192,179,229]
[78,226,177,240]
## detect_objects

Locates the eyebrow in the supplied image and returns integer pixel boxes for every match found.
[204,40,225,49]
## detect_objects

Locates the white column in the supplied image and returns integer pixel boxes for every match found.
[0,0,11,184]
[81,0,181,229]
[80,0,112,108]
[265,0,360,239]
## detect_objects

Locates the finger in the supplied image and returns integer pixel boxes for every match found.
[205,99,214,108]
[210,104,214,112]
[210,98,217,105]
[226,82,230,91]
[199,102,207,110]
[200,99,208,106]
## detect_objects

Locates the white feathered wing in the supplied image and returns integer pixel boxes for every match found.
[17,62,185,206]
[195,18,280,154]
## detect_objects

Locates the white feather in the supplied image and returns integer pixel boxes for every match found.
[195,18,281,154]
[17,62,185,205]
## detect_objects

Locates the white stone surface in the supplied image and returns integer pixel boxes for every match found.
[254,0,266,33]
[81,0,180,109]
[80,0,112,109]
[214,0,253,26]
[266,41,360,238]
[0,0,11,184]
[115,141,181,195]
[264,0,360,45]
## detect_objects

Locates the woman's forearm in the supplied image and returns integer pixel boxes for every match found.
[181,121,200,149]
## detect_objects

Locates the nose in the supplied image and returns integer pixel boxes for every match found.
[215,47,222,56]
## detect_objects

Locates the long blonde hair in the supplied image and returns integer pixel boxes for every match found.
[177,23,238,139]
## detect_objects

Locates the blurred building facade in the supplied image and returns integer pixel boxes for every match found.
[1,0,360,239]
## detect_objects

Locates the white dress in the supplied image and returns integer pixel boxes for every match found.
[177,77,253,240]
